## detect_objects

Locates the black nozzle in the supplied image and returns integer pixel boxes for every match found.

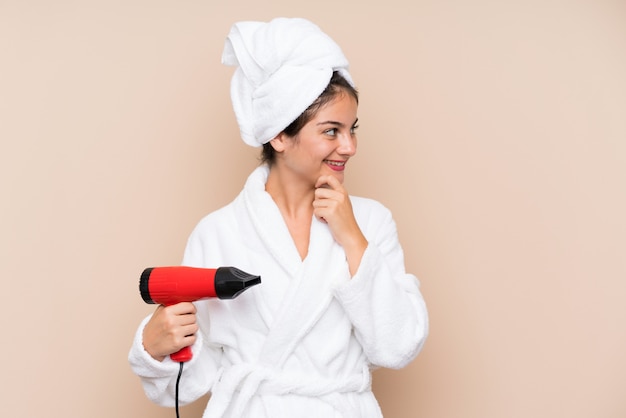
[215,266,262,299]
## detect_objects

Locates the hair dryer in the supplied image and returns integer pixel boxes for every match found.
[139,266,261,362]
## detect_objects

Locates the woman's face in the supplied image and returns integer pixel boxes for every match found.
[275,92,359,186]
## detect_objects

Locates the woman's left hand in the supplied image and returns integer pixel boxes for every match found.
[314,175,368,275]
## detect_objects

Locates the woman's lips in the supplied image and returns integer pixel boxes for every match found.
[325,160,346,171]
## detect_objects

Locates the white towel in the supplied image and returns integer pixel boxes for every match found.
[221,17,354,147]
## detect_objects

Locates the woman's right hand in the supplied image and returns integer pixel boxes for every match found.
[141,302,198,362]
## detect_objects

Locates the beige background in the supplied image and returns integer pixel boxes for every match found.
[1,0,625,417]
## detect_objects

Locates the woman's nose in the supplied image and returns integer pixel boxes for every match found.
[338,134,356,155]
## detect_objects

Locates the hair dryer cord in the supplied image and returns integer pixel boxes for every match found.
[175,362,184,418]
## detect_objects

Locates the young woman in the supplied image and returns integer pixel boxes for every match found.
[129,17,428,418]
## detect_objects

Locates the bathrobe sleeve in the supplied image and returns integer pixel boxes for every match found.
[333,198,429,369]
[127,223,224,407]
[127,313,219,406]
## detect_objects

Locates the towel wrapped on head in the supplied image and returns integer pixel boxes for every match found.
[222,17,355,147]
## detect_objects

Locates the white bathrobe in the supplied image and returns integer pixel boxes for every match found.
[129,165,429,417]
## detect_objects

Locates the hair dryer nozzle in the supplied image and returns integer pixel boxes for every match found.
[215,266,262,299]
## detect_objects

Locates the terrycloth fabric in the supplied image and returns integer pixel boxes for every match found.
[128,165,429,417]
[222,17,354,147]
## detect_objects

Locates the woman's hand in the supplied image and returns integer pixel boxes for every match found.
[314,175,368,276]
[142,302,198,362]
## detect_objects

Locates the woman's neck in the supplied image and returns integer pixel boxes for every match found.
[265,167,315,218]
[265,166,314,260]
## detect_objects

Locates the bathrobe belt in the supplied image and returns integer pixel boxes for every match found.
[205,363,372,417]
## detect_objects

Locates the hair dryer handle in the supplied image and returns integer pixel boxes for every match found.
[170,346,193,363]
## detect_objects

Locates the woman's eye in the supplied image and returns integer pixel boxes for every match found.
[325,128,337,136]
[350,125,359,134]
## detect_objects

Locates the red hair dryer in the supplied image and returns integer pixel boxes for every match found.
[139,266,261,362]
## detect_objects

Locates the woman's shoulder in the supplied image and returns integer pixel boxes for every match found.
[350,195,393,222]
[350,195,399,245]
[350,195,390,211]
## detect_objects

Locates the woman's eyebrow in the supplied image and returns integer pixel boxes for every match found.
[316,118,359,127]
[316,120,344,127]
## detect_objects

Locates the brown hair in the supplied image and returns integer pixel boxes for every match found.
[261,71,359,165]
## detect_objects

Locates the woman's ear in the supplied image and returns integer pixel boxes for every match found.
[268,132,287,153]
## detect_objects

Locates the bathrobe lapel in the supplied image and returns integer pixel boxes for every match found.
[241,166,349,368]
[240,166,301,277]
[258,216,348,367]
